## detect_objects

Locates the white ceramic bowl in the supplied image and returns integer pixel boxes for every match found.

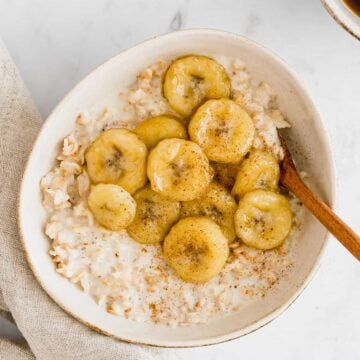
[18,29,335,347]
[322,0,360,40]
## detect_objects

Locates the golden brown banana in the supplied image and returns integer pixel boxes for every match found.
[189,99,255,163]
[135,115,187,148]
[88,183,136,231]
[147,138,213,201]
[163,217,229,283]
[163,55,231,117]
[85,128,147,194]
[181,182,237,242]
[127,186,181,244]
[232,150,280,199]
[234,190,292,250]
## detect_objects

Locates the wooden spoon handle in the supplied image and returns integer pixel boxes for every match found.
[282,168,360,260]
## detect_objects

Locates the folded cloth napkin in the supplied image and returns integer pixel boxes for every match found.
[0,38,180,360]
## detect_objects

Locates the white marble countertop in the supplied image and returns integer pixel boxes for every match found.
[0,0,359,358]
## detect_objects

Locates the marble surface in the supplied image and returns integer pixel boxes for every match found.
[0,0,359,358]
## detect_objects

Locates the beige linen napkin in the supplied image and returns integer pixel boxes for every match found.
[0,38,180,360]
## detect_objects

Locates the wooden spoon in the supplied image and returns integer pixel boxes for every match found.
[277,131,360,261]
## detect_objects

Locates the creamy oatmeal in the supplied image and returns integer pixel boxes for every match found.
[41,56,304,326]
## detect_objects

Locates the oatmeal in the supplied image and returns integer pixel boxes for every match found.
[41,55,303,326]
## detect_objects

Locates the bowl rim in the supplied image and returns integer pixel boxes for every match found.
[17,28,336,348]
[321,0,360,40]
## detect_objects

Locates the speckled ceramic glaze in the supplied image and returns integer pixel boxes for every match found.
[18,29,335,347]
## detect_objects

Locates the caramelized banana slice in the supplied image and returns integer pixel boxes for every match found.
[212,162,239,191]
[163,217,229,283]
[234,190,292,250]
[232,150,280,199]
[127,186,181,244]
[189,99,255,163]
[88,184,136,231]
[135,115,187,148]
[181,182,237,243]
[147,138,213,201]
[85,129,147,194]
[163,55,231,117]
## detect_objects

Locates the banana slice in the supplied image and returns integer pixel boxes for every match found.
[147,138,213,201]
[127,186,181,244]
[232,150,280,199]
[163,217,229,283]
[234,190,292,250]
[85,128,147,194]
[163,55,231,117]
[212,162,239,191]
[189,99,255,163]
[181,182,237,243]
[135,115,187,148]
[88,183,136,231]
